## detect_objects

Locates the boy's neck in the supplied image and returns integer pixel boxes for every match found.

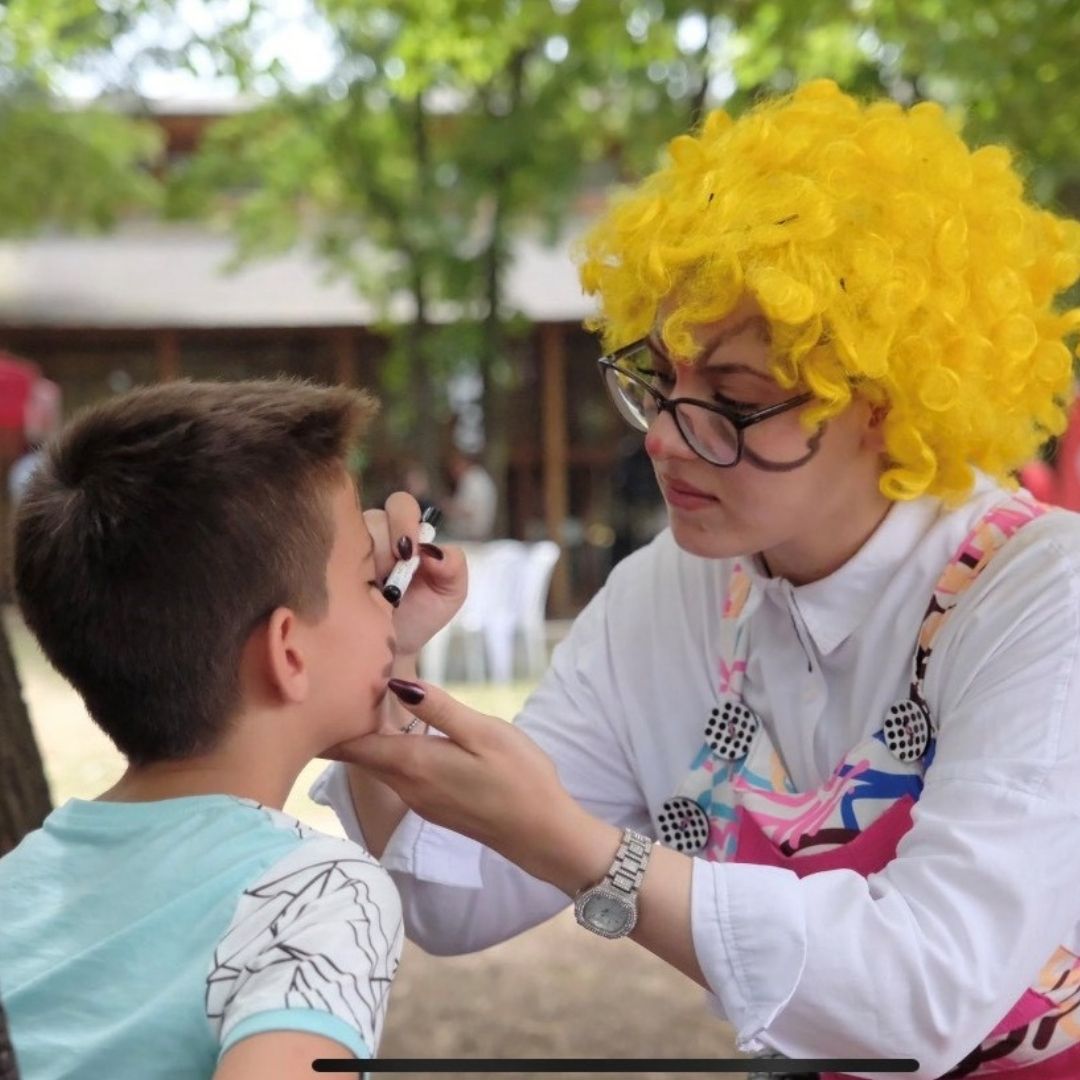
[97,730,308,810]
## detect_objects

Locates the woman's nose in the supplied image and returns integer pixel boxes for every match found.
[644,406,696,461]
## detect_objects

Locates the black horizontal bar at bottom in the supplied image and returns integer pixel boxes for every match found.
[312,1059,920,1073]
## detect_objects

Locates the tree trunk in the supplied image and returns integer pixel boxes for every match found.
[406,261,439,477]
[688,3,721,130]
[479,194,512,536]
[478,49,530,536]
[407,92,439,478]
[0,617,50,857]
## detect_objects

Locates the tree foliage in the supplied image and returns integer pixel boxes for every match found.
[166,2,695,464]
[869,0,1080,210]
[0,96,160,233]
[0,0,163,232]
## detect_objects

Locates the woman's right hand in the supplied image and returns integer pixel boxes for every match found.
[343,680,604,889]
[364,490,467,659]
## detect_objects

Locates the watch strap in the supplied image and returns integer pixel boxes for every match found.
[604,828,653,898]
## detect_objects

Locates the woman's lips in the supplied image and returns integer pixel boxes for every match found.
[661,477,718,510]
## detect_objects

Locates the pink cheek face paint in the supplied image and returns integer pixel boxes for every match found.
[382,506,442,607]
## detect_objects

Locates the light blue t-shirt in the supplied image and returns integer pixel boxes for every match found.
[0,795,402,1080]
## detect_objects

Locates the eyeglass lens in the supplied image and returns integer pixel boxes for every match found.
[603,346,816,469]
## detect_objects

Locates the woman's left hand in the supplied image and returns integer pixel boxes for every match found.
[365,491,467,658]
[341,680,594,884]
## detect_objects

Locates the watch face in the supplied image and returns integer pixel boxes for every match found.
[582,892,632,935]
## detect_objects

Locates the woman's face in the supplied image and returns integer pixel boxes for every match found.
[642,296,888,579]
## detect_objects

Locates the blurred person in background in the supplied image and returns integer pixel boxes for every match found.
[441,444,497,541]
[6,374,60,509]
[401,458,439,518]
[317,82,1080,1080]
[7,443,44,509]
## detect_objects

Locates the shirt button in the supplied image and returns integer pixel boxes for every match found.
[704,698,759,760]
[657,796,710,854]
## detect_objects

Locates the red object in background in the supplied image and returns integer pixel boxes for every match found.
[1018,459,1058,504]
[0,351,61,460]
[0,352,40,432]
[1054,397,1080,512]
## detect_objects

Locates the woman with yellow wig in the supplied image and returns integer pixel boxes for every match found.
[315,80,1080,1079]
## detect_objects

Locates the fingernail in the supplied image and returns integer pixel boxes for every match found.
[419,542,444,560]
[396,536,413,560]
[382,584,402,607]
[388,678,425,705]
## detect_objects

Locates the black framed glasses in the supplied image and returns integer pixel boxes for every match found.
[598,339,822,471]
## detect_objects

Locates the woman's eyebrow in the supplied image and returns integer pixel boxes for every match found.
[646,333,773,382]
[704,315,772,351]
[704,362,774,382]
[649,315,772,372]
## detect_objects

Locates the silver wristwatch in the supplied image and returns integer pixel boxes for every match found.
[573,828,654,939]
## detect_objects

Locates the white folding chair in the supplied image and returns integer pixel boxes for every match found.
[417,543,484,683]
[418,619,454,684]
[518,540,561,678]
[472,541,530,683]
[418,542,529,683]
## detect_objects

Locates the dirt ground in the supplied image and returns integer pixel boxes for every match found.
[381,914,746,1079]
[8,609,748,1079]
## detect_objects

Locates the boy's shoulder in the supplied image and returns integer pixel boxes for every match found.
[231,798,401,916]
[208,803,404,1061]
[0,796,404,1074]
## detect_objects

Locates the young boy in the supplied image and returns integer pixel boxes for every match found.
[0,379,404,1079]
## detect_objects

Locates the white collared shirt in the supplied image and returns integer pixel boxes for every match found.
[312,474,1080,1079]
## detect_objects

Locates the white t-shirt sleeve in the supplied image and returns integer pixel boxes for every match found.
[206,836,404,1061]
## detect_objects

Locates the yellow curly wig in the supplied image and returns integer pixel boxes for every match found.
[577,79,1080,502]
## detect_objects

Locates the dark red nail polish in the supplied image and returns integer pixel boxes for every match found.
[396,536,413,560]
[387,678,425,705]
[419,542,444,560]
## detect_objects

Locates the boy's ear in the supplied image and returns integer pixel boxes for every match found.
[263,607,310,705]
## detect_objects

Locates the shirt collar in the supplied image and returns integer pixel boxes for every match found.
[739,490,958,656]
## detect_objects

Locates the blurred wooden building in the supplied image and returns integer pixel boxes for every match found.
[0,113,635,611]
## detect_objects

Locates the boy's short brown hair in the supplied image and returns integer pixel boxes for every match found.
[14,378,377,765]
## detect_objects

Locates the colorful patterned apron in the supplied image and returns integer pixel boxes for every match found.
[655,494,1080,1079]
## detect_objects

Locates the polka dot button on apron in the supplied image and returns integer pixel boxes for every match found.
[656,795,711,853]
[705,696,759,760]
[882,698,931,763]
